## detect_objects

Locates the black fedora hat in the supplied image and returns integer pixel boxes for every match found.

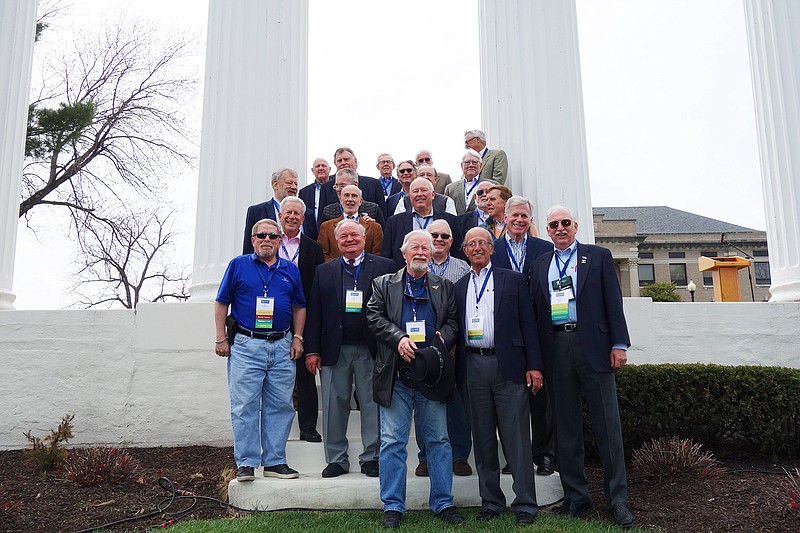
[409,337,455,403]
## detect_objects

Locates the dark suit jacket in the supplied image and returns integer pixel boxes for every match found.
[454,267,541,386]
[320,175,388,218]
[378,176,402,198]
[317,216,383,261]
[366,269,458,407]
[296,234,324,301]
[242,200,318,254]
[529,242,630,374]
[305,253,396,366]
[298,181,329,228]
[491,235,553,282]
[380,210,461,269]
[320,200,386,228]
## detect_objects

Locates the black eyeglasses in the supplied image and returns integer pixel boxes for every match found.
[429,232,451,240]
[475,190,487,196]
[547,219,573,230]
[254,232,281,240]
[398,168,415,174]
[417,157,431,163]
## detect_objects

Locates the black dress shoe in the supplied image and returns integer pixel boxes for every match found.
[299,429,322,442]
[476,508,500,521]
[556,500,595,518]
[383,510,402,528]
[361,460,379,477]
[515,511,537,525]
[321,463,347,478]
[536,454,555,475]
[437,506,465,524]
[610,502,634,528]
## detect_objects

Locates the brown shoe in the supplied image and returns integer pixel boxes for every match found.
[453,459,472,476]
[414,460,429,477]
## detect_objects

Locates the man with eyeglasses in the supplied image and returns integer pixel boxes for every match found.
[278,197,324,444]
[317,184,383,261]
[413,220,472,479]
[382,177,461,269]
[318,147,388,219]
[298,158,331,229]
[490,196,555,476]
[318,168,386,228]
[529,205,634,529]
[445,149,484,215]
[464,129,508,185]
[215,218,307,482]
[416,149,452,195]
[376,153,402,198]
[304,219,395,479]
[367,229,464,528]
[454,227,542,524]
[242,168,318,254]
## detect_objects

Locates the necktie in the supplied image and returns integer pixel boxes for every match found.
[348,258,355,267]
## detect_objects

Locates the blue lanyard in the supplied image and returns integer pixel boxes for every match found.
[465,178,480,197]
[506,236,526,273]
[405,273,428,321]
[556,247,576,279]
[413,213,432,230]
[280,242,299,264]
[272,198,281,214]
[341,256,363,289]
[255,260,279,297]
[380,177,393,196]
[429,256,451,277]
[471,265,493,311]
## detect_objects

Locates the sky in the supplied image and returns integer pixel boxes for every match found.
[11,0,766,309]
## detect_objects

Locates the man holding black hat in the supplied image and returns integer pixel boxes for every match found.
[367,229,464,528]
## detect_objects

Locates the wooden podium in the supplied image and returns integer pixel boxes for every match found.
[698,256,752,302]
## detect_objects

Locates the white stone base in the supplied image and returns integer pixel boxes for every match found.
[228,438,563,511]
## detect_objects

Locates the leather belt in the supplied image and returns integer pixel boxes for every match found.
[553,323,578,332]
[465,346,496,355]
[236,326,289,341]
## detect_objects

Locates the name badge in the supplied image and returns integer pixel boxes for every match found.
[550,289,573,322]
[255,297,275,329]
[345,290,363,313]
[406,320,426,343]
[467,316,484,340]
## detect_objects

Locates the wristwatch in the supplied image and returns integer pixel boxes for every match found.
[293,334,304,342]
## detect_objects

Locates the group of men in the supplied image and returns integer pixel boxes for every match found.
[213,132,635,529]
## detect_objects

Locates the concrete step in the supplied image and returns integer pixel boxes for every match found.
[229,437,564,511]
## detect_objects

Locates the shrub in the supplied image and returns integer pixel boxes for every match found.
[61,447,139,486]
[640,282,682,302]
[23,414,74,477]
[633,436,721,480]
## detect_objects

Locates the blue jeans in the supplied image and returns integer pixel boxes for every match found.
[379,380,454,513]
[416,386,472,462]
[227,332,295,468]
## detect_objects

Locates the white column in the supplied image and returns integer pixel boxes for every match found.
[0,0,38,310]
[190,0,308,301]
[744,0,800,302]
[477,0,594,242]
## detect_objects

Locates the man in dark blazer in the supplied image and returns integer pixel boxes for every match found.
[456,227,543,525]
[376,153,402,198]
[242,168,317,254]
[381,178,460,270]
[318,147,388,218]
[490,195,556,475]
[298,157,331,228]
[305,219,395,478]
[529,205,634,529]
[275,197,324,443]
[318,168,385,227]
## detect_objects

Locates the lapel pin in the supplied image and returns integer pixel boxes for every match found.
[581,256,587,264]
[431,285,439,290]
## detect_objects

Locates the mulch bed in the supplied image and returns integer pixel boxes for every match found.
[1,445,798,532]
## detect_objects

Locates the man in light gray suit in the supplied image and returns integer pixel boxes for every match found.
[444,149,483,216]
[465,129,508,185]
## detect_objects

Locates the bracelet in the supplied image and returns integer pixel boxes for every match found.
[215,339,226,344]
[293,334,304,342]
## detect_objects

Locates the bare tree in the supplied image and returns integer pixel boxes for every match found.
[69,204,190,309]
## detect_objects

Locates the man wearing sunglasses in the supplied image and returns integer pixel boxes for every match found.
[445,150,484,215]
[215,218,307,483]
[416,149,452,195]
[529,206,634,529]
[464,129,508,185]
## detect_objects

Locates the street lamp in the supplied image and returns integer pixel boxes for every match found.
[687,279,697,302]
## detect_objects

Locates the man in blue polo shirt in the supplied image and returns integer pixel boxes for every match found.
[215,218,307,482]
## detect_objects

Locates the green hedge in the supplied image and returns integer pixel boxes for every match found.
[582,364,800,460]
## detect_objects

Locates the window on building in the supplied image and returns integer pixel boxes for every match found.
[753,250,769,257]
[668,251,685,259]
[755,262,771,285]
[701,251,717,258]
[669,263,687,286]
[703,272,713,287]
[638,252,653,259]
[638,264,655,286]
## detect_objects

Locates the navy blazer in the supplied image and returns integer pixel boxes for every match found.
[380,210,461,269]
[298,181,329,228]
[454,267,541,386]
[304,253,396,365]
[296,234,324,302]
[529,242,631,374]
[242,200,318,254]
[320,175,388,219]
[491,235,553,282]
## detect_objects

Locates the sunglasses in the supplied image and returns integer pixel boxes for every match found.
[254,232,281,240]
[398,168,415,174]
[417,157,432,163]
[547,219,573,230]
[429,232,451,240]
[475,190,487,196]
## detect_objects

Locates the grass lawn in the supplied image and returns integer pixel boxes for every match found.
[154,508,644,532]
